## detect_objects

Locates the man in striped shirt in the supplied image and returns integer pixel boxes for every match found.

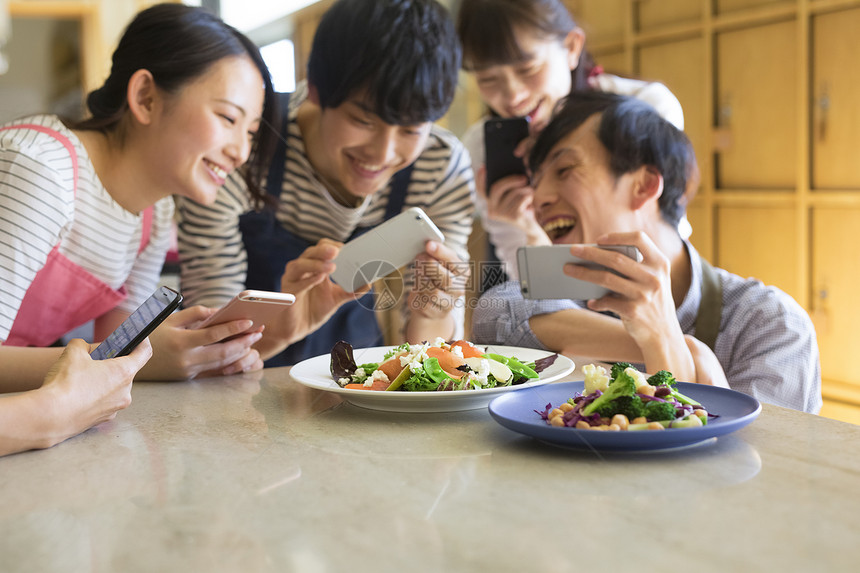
[177,0,475,365]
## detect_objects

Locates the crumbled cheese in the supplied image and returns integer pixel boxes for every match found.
[337,377,351,387]
[473,358,490,387]
[354,368,366,378]
[432,337,446,348]
[450,345,464,359]
[364,369,390,387]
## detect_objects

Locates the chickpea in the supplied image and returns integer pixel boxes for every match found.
[575,420,590,430]
[632,417,648,425]
[607,424,621,431]
[548,408,564,420]
[693,409,707,419]
[610,414,629,430]
[647,422,665,430]
[559,402,575,413]
[550,415,565,427]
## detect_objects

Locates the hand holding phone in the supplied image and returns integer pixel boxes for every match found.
[517,245,642,300]
[197,290,296,328]
[330,207,445,292]
[90,286,182,360]
[484,117,530,194]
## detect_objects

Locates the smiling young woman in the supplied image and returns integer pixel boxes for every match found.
[0,4,279,398]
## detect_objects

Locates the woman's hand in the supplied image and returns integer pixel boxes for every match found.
[40,339,150,447]
[476,167,550,247]
[139,306,264,380]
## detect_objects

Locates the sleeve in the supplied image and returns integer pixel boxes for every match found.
[719,288,823,414]
[462,118,528,279]
[401,134,475,340]
[471,281,581,349]
[0,145,74,339]
[117,197,175,314]
[176,172,252,308]
[631,82,685,131]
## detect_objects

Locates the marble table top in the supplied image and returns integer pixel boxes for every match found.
[1,366,858,572]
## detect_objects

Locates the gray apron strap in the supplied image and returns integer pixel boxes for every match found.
[695,258,723,352]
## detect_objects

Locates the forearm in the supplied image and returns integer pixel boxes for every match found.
[637,326,696,381]
[0,390,58,456]
[529,309,643,363]
[0,346,64,392]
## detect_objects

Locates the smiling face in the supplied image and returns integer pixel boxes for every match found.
[472,27,581,133]
[150,55,265,205]
[304,93,432,203]
[533,114,639,244]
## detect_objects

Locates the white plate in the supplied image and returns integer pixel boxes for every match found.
[289,345,575,412]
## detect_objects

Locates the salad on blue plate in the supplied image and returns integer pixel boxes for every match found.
[539,362,714,431]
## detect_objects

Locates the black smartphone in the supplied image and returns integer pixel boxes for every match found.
[484,117,530,194]
[90,286,183,360]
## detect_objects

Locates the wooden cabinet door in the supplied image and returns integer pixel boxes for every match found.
[716,0,793,14]
[716,21,797,189]
[566,0,626,44]
[639,38,706,173]
[812,208,860,385]
[637,0,702,30]
[811,8,860,189]
[716,206,800,300]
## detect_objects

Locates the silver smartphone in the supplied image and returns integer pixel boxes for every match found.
[90,286,182,360]
[517,244,642,300]
[330,207,445,292]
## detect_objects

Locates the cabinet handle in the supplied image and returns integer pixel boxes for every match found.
[817,83,830,142]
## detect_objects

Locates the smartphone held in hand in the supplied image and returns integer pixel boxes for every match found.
[330,207,445,292]
[517,244,642,301]
[197,290,296,328]
[90,286,182,360]
[484,117,530,194]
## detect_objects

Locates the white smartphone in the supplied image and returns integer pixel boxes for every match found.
[330,207,445,292]
[197,290,296,328]
[517,244,642,300]
[90,286,183,360]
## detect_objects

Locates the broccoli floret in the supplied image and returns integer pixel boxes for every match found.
[595,394,646,420]
[646,370,676,387]
[644,400,677,422]
[583,370,637,416]
[645,369,702,407]
[610,362,633,381]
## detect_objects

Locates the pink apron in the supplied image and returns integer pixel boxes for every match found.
[1,124,152,347]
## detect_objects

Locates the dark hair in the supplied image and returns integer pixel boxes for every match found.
[67,3,278,206]
[529,91,693,226]
[455,0,596,91]
[307,0,461,124]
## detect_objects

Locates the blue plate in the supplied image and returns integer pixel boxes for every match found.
[488,381,761,452]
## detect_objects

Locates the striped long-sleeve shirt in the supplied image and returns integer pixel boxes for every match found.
[176,83,476,337]
[0,115,174,341]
